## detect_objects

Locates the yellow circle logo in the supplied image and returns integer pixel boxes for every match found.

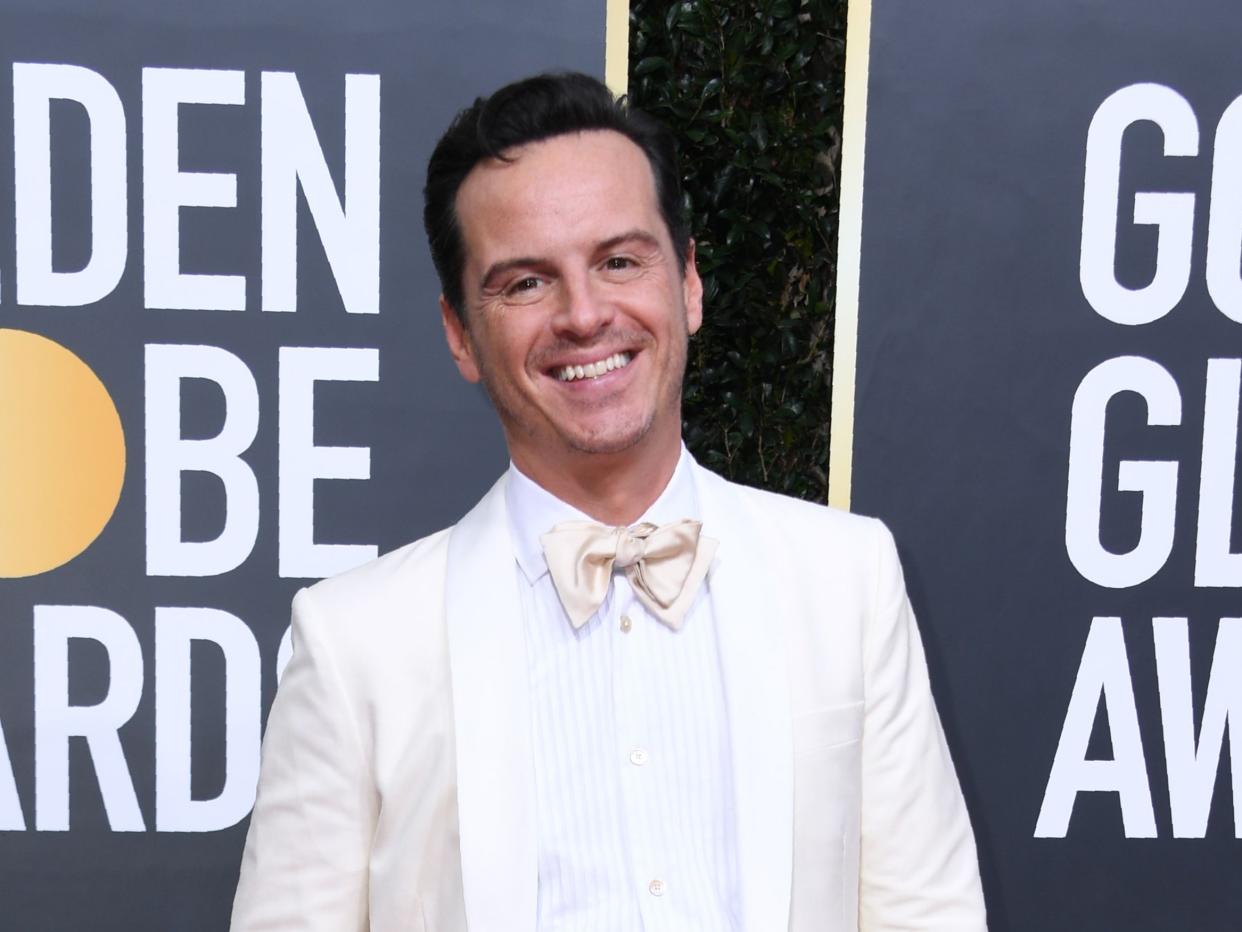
[0,328,125,577]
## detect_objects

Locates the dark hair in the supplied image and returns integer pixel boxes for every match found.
[423,71,689,316]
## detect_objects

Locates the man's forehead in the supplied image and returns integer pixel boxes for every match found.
[457,131,655,212]
[454,130,662,257]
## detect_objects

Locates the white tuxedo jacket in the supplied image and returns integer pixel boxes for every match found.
[231,462,986,931]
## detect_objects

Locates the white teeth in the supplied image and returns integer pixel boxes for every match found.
[557,352,632,381]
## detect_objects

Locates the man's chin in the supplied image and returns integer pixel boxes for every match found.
[559,419,654,458]
[563,431,646,457]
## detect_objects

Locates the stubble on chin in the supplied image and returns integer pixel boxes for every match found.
[560,410,653,456]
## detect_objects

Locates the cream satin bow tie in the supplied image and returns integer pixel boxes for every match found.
[539,519,718,630]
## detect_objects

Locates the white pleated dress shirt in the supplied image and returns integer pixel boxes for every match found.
[505,449,743,932]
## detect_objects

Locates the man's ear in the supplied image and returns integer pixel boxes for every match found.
[682,239,704,336]
[440,295,481,383]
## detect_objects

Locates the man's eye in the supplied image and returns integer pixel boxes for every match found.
[509,277,541,293]
[605,256,633,270]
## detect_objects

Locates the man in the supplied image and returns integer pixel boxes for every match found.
[231,72,987,932]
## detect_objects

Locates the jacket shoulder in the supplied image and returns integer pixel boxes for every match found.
[294,526,453,635]
[710,471,889,543]
[699,470,902,610]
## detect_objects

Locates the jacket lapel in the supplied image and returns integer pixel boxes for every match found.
[695,463,795,930]
[445,476,537,932]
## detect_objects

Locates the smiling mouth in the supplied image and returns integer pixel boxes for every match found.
[554,351,633,382]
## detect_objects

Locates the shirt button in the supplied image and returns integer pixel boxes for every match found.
[620,614,633,633]
[629,747,649,766]
[648,878,665,897]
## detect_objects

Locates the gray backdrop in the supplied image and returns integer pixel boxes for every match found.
[852,1,1241,930]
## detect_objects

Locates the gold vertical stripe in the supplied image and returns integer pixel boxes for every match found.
[829,0,873,511]
[605,0,630,97]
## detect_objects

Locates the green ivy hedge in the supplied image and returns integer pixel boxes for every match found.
[629,0,845,502]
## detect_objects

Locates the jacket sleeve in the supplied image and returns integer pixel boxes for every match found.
[859,521,988,931]
[230,587,377,932]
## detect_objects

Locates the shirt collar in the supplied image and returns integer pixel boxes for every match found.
[505,445,701,585]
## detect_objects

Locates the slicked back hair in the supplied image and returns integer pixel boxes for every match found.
[423,71,689,319]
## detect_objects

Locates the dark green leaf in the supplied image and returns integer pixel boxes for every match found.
[634,56,671,76]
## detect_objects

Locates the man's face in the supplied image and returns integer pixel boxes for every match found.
[441,129,702,480]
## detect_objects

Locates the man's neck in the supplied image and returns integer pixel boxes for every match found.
[510,437,684,527]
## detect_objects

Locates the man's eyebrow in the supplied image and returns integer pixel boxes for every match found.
[596,229,663,254]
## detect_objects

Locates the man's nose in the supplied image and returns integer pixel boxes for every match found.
[553,272,614,338]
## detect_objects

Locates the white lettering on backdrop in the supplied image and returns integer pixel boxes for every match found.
[1040,83,1242,840]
